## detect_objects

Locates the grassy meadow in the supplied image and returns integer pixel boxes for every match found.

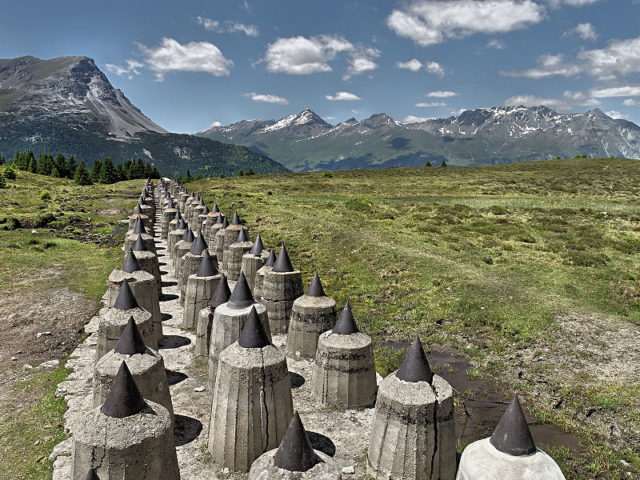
[188,158,640,479]
[0,170,144,479]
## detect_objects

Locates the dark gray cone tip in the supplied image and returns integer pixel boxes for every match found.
[133,204,143,215]
[236,228,249,242]
[176,219,186,230]
[167,198,175,209]
[490,393,537,456]
[132,235,147,252]
[306,272,326,297]
[202,205,210,215]
[199,198,205,206]
[189,234,208,254]
[122,251,142,274]
[113,279,139,311]
[249,233,264,256]
[174,210,182,221]
[114,316,147,355]
[396,335,433,384]
[231,212,241,225]
[265,249,276,267]
[273,244,295,273]
[228,272,254,309]
[209,274,231,309]
[238,306,270,348]
[332,300,359,335]
[215,214,225,224]
[196,250,219,277]
[133,217,147,235]
[212,202,220,213]
[183,227,195,243]
[274,412,321,472]
[101,361,147,418]
[221,216,229,229]
[85,468,100,480]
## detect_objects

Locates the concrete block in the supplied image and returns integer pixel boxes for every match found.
[95,308,155,365]
[224,240,253,281]
[287,295,337,359]
[182,272,221,329]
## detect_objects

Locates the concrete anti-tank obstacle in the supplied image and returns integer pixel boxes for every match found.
[254,248,276,298]
[202,203,221,245]
[107,252,162,345]
[178,191,190,214]
[241,233,270,291]
[140,189,156,218]
[286,272,337,359]
[128,210,153,234]
[224,227,254,281]
[134,201,154,224]
[194,273,231,357]
[207,272,272,386]
[222,212,248,262]
[168,210,182,236]
[93,317,173,417]
[311,300,377,407]
[208,307,293,472]
[96,280,156,364]
[213,215,229,264]
[182,250,221,329]
[187,195,202,226]
[261,244,304,334]
[248,412,342,480]
[173,226,195,276]
[167,218,186,261]
[160,198,177,239]
[70,362,180,480]
[367,335,456,480]
[130,236,162,298]
[124,217,156,255]
[195,203,209,233]
[179,232,213,304]
[456,393,565,480]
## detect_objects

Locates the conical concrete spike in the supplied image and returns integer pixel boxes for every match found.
[273,412,320,472]
[332,300,359,334]
[113,317,147,355]
[100,361,147,418]
[396,335,433,383]
[490,393,537,456]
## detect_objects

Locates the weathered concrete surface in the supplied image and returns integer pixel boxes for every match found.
[456,438,566,480]
[248,450,342,480]
[241,251,269,291]
[287,295,337,359]
[93,348,173,416]
[107,269,162,345]
[224,240,253,281]
[367,373,456,480]
[69,399,179,480]
[124,232,156,255]
[311,331,377,408]
[95,307,155,364]
[194,307,213,358]
[262,270,303,334]
[183,273,221,329]
[179,251,209,304]
[128,214,153,233]
[131,250,162,298]
[167,228,185,261]
[161,208,178,239]
[254,264,272,299]
[208,342,293,472]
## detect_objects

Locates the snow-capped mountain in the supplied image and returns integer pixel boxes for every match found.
[199,106,640,172]
[0,56,287,176]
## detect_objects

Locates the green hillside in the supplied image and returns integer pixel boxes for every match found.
[188,158,640,479]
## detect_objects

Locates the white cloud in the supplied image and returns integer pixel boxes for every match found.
[263,35,378,79]
[591,86,640,98]
[325,91,361,101]
[210,121,223,127]
[387,0,544,47]
[403,115,431,123]
[138,37,233,81]
[396,58,423,72]
[605,110,625,119]
[196,17,259,36]
[486,39,506,49]
[623,99,640,106]
[426,90,458,98]
[104,59,143,79]
[416,102,446,107]
[563,22,597,41]
[425,61,445,77]
[504,36,640,81]
[504,90,600,111]
[547,0,599,7]
[244,92,289,104]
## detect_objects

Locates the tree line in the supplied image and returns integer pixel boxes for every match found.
[0,151,161,186]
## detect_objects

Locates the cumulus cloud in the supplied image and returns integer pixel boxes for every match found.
[397,59,423,72]
[243,92,289,104]
[623,99,640,106]
[104,59,144,79]
[196,17,259,36]
[425,61,445,77]
[590,86,640,98]
[262,35,378,79]
[547,0,599,7]
[209,121,223,127]
[504,36,640,81]
[416,102,447,107]
[403,115,431,123]
[504,90,600,111]
[325,91,361,101]
[605,110,625,119]
[486,39,506,49]
[138,37,233,81]
[426,90,458,98]
[386,0,544,47]
[563,22,597,41]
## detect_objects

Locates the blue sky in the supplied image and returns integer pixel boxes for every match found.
[1,0,639,132]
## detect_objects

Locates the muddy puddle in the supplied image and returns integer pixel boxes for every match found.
[385,343,581,453]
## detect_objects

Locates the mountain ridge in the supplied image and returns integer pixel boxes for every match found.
[199,106,640,172]
[0,55,288,177]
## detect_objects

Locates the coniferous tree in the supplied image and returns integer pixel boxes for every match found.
[66,156,77,179]
[99,158,117,184]
[3,165,16,180]
[74,161,92,185]
[36,154,53,176]
[90,159,103,182]
[54,153,67,178]
[0,173,5,189]
[51,165,61,178]
[27,156,37,173]
[0,156,5,166]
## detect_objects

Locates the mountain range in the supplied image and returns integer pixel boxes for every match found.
[0,56,287,177]
[198,107,640,172]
